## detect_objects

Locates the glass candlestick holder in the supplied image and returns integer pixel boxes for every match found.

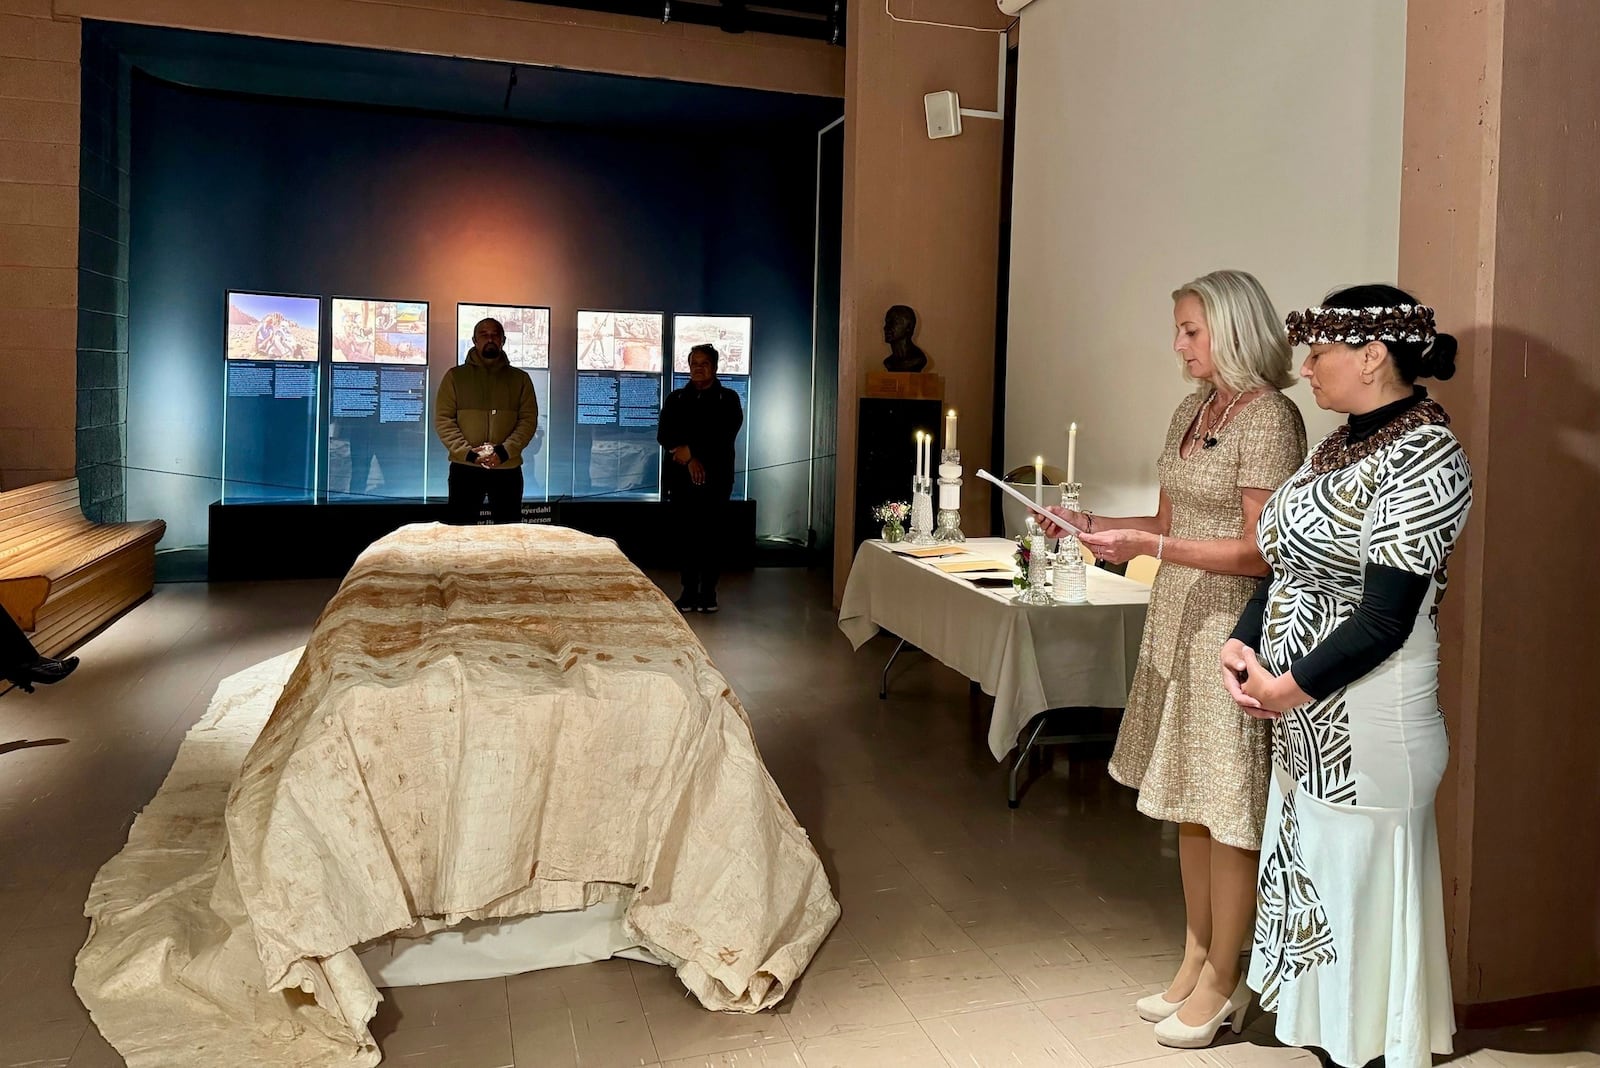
[1053,481,1088,604]
[933,449,966,543]
[1014,517,1055,605]
[907,475,936,545]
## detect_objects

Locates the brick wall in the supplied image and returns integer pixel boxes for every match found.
[0,1,80,491]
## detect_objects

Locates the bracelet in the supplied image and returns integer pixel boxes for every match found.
[1157,535,1164,561]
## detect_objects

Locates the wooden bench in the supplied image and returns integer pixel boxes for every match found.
[0,479,165,658]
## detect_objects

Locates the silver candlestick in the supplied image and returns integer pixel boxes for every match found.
[907,475,935,544]
[1053,481,1088,604]
[933,449,966,543]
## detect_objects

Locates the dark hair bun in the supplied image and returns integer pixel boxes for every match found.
[1323,283,1454,384]
[1418,332,1458,381]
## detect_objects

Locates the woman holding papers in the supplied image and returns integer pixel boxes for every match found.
[1045,270,1306,1045]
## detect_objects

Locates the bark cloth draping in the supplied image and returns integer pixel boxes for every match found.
[73,523,839,1067]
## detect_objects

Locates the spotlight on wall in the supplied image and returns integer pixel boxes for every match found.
[924,91,962,139]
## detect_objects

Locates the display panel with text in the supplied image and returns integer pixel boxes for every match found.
[328,297,429,499]
[670,373,751,502]
[222,291,321,503]
[573,310,664,499]
[671,314,752,500]
[456,303,551,498]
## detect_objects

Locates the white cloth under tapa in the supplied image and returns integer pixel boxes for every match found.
[74,523,839,1066]
[837,538,1150,758]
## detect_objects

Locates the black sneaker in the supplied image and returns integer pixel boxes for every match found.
[699,594,719,614]
[674,593,699,613]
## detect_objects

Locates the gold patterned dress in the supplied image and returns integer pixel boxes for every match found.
[1107,390,1307,849]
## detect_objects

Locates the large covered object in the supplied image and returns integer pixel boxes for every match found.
[75,523,838,1066]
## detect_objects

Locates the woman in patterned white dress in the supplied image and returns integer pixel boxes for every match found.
[1218,285,1473,1065]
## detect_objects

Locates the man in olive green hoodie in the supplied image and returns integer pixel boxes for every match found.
[435,318,540,525]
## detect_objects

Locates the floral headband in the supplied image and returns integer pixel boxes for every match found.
[1285,304,1437,346]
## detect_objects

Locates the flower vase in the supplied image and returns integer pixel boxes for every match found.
[881,520,905,543]
[1013,519,1055,606]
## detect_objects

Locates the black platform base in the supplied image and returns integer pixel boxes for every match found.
[208,498,757,581]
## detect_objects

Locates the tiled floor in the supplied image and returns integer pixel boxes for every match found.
[1,568,1596,1067]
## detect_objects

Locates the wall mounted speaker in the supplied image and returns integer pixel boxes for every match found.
[924,90,962,139]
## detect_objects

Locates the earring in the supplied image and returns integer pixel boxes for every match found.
[1360,368,1376,385]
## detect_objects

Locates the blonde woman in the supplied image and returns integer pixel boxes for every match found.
[1047,270,1306,1044]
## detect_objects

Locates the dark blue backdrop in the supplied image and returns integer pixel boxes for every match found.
[127,71,829,548]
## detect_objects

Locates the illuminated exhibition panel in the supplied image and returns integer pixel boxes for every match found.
[222,291,321,503]
[328,297,430,501]
[671,314,753,501]
[456,303,552,499]
[574,310,664,499]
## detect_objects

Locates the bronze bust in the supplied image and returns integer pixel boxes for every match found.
[882,305,928,373]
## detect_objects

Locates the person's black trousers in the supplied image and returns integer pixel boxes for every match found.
[669,483,731,601]
[0,610,42,675]
[446,463,524,525]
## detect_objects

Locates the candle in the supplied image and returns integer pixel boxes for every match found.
[914,431,923,480]
[1067,422,1078,485]
[945,409,958,452]
[925,435,933,479]
[1034,455,1044,505]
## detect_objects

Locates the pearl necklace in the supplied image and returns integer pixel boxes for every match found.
[1192,389,1245,450]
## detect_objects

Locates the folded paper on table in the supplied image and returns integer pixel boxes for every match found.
[888,544,971,558]
[934,558,1017,574]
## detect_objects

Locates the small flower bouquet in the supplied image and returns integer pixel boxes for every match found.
[873,501,910,543]
[1013,534,1034,589]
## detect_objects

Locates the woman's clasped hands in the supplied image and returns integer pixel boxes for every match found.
[1220,638,1310,719]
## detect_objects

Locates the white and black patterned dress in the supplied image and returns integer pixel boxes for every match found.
[1247,418,1472,1068]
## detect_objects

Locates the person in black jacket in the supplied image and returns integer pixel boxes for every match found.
[2,610,78,693]
[658,344,744,613]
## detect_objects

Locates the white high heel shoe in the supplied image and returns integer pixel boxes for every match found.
[1151,975,1251,1048]
[1134,990,1186,1023]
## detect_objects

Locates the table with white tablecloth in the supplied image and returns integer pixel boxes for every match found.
[838,538,1150,768]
